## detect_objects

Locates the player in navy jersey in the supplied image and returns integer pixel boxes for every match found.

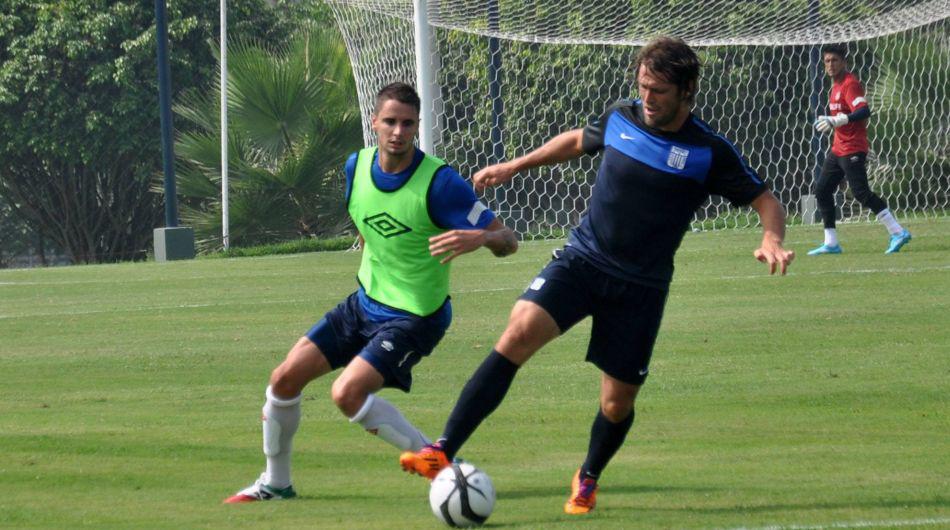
[808,43,911,255]
[225,83,517,503]
[399,37,794,514]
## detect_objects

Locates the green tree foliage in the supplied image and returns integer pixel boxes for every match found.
[0,0,299,263]
[171,28,362,251]
[863,27,949,209]
[0,195,33,267]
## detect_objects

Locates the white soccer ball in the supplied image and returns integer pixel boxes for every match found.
[429,463,495,527]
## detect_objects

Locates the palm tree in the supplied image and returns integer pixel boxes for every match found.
[172,27,363,251]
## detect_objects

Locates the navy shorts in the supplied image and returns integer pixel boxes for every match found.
[518,247,668,385]
[305,292,448,392]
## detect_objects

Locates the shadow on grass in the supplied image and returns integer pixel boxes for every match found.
[499,482,717,501]
[639,495,949,515]
[496,495,949,529]
[0,432,389,465]
[292,492,388,502]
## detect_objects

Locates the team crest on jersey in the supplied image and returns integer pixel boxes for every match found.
[667,146,690,170]
[364,212,412,238]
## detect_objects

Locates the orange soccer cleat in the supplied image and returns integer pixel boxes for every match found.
[563,469,598,514]
[399,443,450,480]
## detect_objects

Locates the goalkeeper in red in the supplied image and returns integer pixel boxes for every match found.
[808,43,911,255]
[400,36,794,514]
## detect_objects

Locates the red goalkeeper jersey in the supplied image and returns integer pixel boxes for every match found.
[827,72,869,156]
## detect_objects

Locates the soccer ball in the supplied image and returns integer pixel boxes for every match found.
[429,463,495,527]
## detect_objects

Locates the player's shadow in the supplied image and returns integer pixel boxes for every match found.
[646,496,948,515]
[494,492,948,529]
[499,482,716,501]
[292,492,386,502]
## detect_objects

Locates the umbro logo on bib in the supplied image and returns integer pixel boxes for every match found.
[667,146,689,170]
[364,212,412,238]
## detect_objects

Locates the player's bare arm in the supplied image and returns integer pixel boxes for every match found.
[750,191,795,275]
[473,129,586,192]
[429,218,518,264]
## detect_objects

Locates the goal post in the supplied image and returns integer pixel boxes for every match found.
[328,0,949,235]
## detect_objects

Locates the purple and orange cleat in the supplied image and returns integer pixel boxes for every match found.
[564,469,598,514]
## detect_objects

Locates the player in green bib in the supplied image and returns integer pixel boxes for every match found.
[349,143,452,316]
[225,83,518,503]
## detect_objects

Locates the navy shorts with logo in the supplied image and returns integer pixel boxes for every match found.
[305,292,448,392]
[518,247,668,385]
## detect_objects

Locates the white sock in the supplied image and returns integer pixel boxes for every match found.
[350,393,431,451]
[262,386,301,489]
[823,228,839,247]
[876,209,904,236]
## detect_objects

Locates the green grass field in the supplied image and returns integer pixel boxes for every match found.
[1,220,948,529]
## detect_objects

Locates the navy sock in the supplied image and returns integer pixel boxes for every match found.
[440,350,519,459]
[580,408,634,480]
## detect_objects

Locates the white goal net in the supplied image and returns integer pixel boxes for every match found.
[328,0,949,235]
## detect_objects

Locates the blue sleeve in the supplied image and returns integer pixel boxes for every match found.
[343,152,358,203]
[428,166,496,230]
[582,100,629,154]
[847,106,871,123]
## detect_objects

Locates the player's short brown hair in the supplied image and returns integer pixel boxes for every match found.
[635,36,701,101]
[375,82,421,114]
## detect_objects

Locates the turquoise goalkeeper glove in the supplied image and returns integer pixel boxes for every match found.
[814,114,849,133]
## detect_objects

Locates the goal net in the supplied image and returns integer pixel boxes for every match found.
[327,0,949,235]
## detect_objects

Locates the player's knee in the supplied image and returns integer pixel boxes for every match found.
[601,400,634,422]
[496,324,539,363]
[500,322,530,348]
[814,188,835,204]
[811,179,826,193]
[330,378,365,417]
[269,363,303,399]
[852,187,875,206]
[497,303,557,359]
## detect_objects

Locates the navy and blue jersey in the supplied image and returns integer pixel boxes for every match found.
[343,148,495,324]
[569,99,767,288]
